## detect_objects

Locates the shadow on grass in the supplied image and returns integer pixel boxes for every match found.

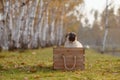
[0,64,58,75]
[113,65,120,73]
[19,65,55,73]
[0,55,6,58]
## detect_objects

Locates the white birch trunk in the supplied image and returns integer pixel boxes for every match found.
[0,0,66,50]
[58,15,64,45]
[2,0,10,50]
[0,21,4,49]
[50,20,55,45]
[37,0,44,46]
[38,16,44,46]
[15,3,26,48]
[41,9,49,47]
[27,0,39,48]
[29,0,40,48]
[23,2,32,48]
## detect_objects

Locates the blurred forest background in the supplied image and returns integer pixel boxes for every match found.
[0,0,120,51]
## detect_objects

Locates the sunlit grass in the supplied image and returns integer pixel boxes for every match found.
[0,48,120,80]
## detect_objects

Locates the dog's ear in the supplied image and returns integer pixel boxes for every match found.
[65,32,70,38]
[65,34,68,38]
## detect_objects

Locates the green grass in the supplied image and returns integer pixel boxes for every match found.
[0,48,120,80]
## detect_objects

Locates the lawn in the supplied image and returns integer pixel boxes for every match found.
[0,48,120,80]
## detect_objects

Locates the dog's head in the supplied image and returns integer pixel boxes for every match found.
[65,32,77,42]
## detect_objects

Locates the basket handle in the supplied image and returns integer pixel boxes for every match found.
[62,55,77,70]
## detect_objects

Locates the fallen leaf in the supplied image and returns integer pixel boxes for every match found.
[32,52,36,55]
[24,77,28,80]
[34,75,40,79]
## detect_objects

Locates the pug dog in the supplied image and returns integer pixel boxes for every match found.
[64,32,83,48]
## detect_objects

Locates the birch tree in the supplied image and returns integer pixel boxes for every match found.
[0,0,83,50]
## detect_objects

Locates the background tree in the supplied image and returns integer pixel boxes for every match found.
[0,0,83,50]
